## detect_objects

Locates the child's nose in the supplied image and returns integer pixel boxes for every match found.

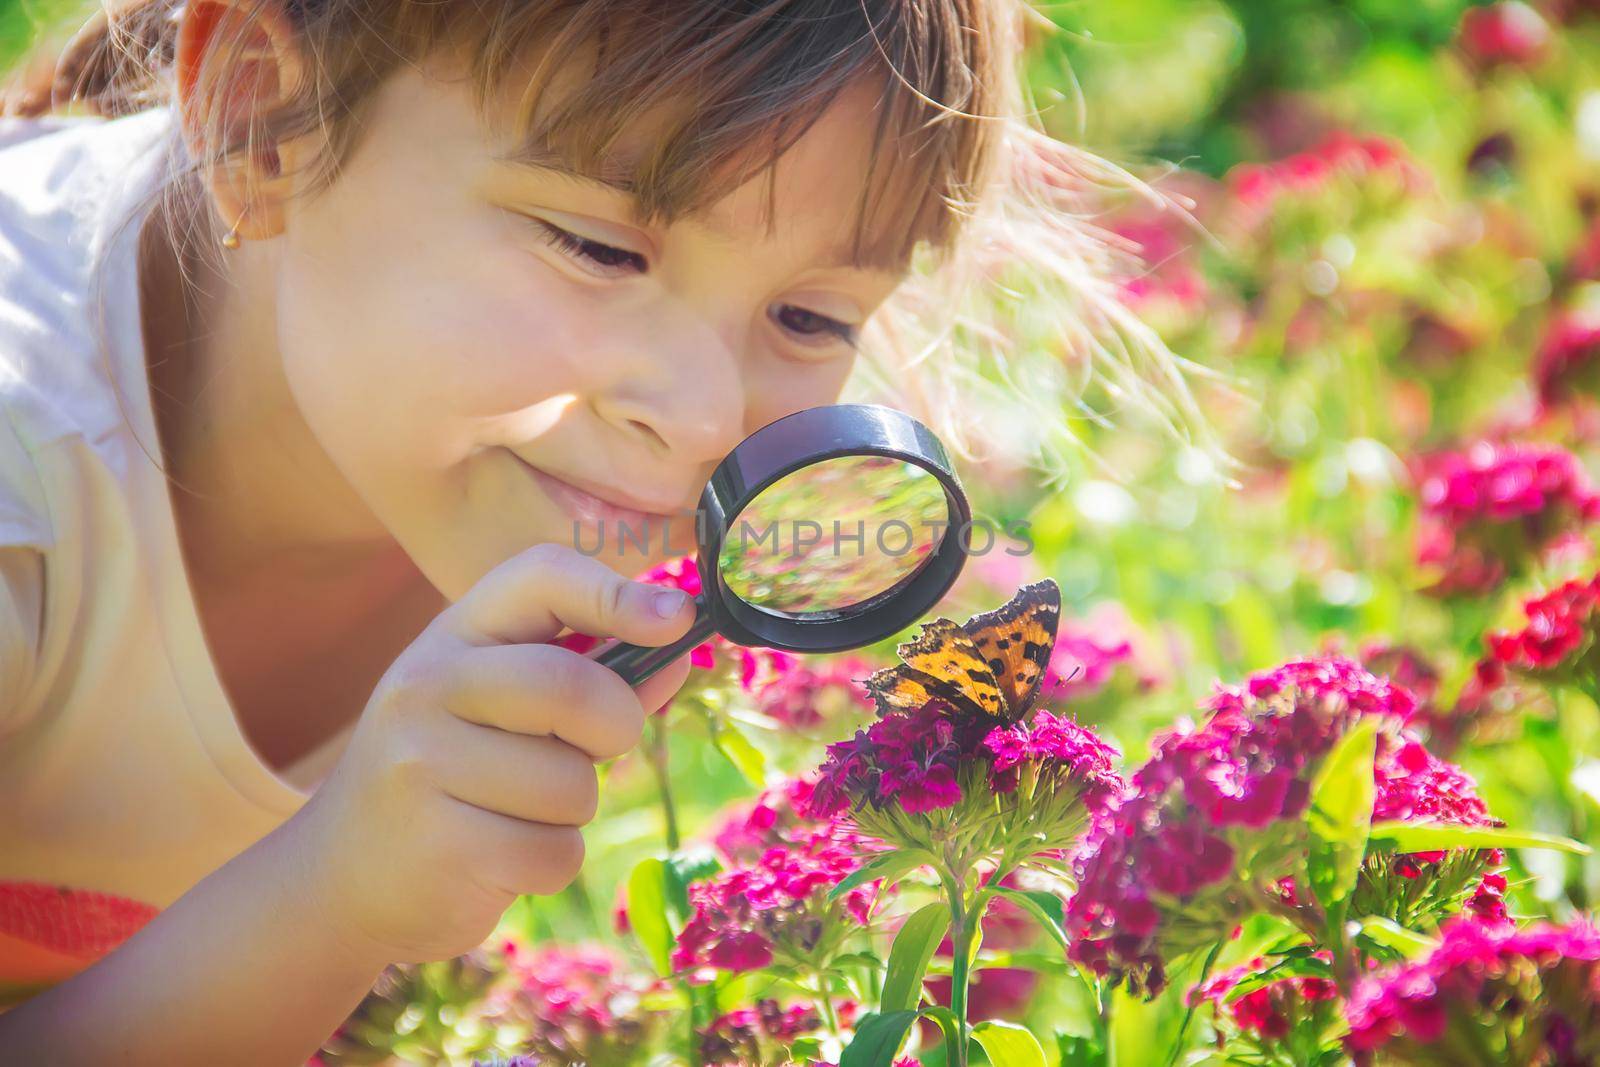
[595,319,747,466]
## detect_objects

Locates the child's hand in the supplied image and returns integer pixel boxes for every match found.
[283,543,696,964]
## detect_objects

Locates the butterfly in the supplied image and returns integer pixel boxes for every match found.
[864,578,1063,723]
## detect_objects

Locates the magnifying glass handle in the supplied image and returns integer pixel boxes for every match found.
[592,598,718,687]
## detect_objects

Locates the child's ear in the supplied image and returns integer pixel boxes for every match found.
[174,0,316,243]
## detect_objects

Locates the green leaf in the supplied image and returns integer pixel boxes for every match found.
[1167,940,1225,1067]
[993,887,1070,952]
[881,902,951,1013]
[1221,956,1333,1004]
[789,1037,824,1061]
[839,1010,919,1067]
[1368,822,1592,856]
[972,1020,1047,1067]
[1353,917,1439,958]
[829,850,933,902]
[667,847,722,896]
[1305,718,1379,910]
[626,858,677,977]
[921,1006,962,1067]
[831,951,886,969]
[709,720,767,787]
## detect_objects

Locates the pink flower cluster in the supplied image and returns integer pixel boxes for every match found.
[984,711,1125,808]
[809,700,990,817]
[1374,738,1496,833]
[1485,570,1600,681]
[493,940,662,1062]
[1456,1,1551,70]
[697,998,836,1065]
[1535,311,1600,410]
[672,823,877,977]
[750,653,876,730]
[1345,918,1600,1064]
[1206,656,1419,723]
[710,774,833,863]
[1067,657,1482,995]
[1038,609,1162,705]
[1109,217,1209,314]
[1367,736,1504,892]
[1412,442,1600,595]
[1192,953,1340,1043]
[1226,132,1430,225]
[1355,639,1532,757]
[808,702,1123,819]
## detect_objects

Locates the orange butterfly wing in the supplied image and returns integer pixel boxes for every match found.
[961,578,1061,721]
[865,618,1004,718]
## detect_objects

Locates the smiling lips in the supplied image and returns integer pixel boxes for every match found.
[514,452,686,529]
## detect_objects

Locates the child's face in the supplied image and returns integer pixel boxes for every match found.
[271,48,906,599]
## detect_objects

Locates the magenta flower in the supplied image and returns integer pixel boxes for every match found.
[672,823,882,980]
[1345,918,1600,1065]
[1108,215,1209,318]
[709,774,832,863]
[1036,605,1163,712]
[1412,441,1600,596]
[1485,571,1600,687]
[983,710,1126,810]
[697,998,822,1066]
[1226,132,1430,227]
[492,939,664,1064]
[1068,656,1497,996]
[1456,1,1551,69]
[751,653,876,730]
[1535,311,1600,411]
[1192,953,1341,1049]
[809,700,987,819]
[808,698,1124,868]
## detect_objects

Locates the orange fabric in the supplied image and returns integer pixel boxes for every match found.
[0,881,158,990]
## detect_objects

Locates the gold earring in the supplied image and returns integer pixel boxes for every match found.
[220,207,246,249]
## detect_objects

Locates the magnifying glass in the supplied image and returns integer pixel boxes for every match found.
[592,403,972,686]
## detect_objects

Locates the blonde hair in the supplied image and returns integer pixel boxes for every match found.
[1,0,1229,488]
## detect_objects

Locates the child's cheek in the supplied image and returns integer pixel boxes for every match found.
[741,349,858,436]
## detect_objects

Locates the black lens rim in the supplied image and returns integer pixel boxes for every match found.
[695,404,972,653]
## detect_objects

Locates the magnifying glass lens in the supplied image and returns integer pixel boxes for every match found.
[717,455,952,616]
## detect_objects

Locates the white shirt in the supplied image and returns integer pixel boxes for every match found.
[0,106,319,950]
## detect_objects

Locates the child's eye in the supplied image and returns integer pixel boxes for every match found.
[527,217,649,277]
[522,213,855,349]
[771,304,859,350]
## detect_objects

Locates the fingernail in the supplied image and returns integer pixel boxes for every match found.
[653,589,688,618]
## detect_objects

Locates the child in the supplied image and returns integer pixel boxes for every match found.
[0,0,1204,1061]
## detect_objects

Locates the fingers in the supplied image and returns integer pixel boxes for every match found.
[451,543,695,648]
[441,642,646,761]
[428,716,600,826]
[444,797,588,899]
[633,652,694,718]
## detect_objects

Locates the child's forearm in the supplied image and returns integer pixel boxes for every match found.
[0,818,390,1066]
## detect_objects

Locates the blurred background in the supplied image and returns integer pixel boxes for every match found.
[4,2,1600,1062]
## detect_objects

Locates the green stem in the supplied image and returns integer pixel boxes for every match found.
[940,866,975,1067]
[683,977,701,1067]
[815,972,841,1036]
[949,913,974,1067]
[647,717,681,851]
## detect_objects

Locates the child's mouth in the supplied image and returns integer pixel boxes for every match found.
[511,451,681,531]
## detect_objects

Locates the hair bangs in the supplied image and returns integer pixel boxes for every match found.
[457,0,1004,274]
